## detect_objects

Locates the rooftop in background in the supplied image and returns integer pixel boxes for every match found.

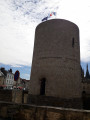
[0,63,31,80]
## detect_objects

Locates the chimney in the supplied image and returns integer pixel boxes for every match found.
[9,69,12,73]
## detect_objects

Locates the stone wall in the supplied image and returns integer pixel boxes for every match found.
[12,90,23,103]
[82,82,90,94]
[28,94,82,109]
[0,90,12,102]
[29,19,81,100]
[0,102,90,120]
[0,90,28,103]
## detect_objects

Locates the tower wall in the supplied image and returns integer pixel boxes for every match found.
[29,19,81,99]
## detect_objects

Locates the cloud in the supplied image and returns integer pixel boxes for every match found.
[0,21,35,65]
[10,0,60,23]
[0,63,31,79]
[0,0,61,66]
[56,0,90,62]
[0,0,90,67]
[0,0,37,66]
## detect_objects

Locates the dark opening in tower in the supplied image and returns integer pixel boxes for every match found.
[40,78,46,95]
[72,37,75,47]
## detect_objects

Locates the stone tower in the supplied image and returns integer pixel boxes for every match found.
[28,19,82,108]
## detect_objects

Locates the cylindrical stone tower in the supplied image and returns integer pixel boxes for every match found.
[28,19,82,108]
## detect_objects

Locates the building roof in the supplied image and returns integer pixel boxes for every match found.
[0,70,4,77]
[0,68,7,76]
[21,79,29,82]
[0,68,14,76]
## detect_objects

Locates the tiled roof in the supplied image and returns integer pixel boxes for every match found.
[0,70,5,77]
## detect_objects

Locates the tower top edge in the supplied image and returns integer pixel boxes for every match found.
[36,19,79,30]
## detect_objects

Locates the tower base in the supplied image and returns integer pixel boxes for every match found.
[28,94,83,109]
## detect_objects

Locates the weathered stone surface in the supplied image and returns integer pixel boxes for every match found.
[29,19,82,107]
[0,103,90,120]
[0,90,28,104]
[12,90,23,103]
[0,90,12,102]
[28,94,82,109]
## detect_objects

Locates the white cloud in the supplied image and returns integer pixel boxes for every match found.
[56,0,90,62]
[0,21,35,65]
[0,0,37,65]
[0,0,90,66]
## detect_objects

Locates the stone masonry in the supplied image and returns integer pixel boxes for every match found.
[28,19,82,108]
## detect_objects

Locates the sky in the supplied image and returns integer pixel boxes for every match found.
[0,0,90,79]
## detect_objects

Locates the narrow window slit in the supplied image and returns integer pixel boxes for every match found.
[40,78,46,95]
[72,37,74,47]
